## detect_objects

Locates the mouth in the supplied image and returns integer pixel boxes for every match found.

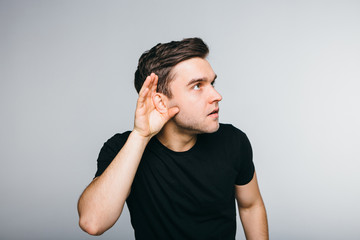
[208,108,219,117]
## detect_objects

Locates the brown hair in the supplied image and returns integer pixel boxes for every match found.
[134,37,209,97]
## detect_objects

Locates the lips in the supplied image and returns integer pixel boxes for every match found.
[208,108,219,116]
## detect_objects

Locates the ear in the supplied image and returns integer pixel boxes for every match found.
[152,93,168,113]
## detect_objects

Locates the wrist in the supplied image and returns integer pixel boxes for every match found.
[130,129,152,143]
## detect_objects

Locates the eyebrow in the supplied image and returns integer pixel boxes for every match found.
[187,74,217,86]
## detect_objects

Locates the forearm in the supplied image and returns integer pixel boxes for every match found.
[78,130,150,235]
[239,201,269,240]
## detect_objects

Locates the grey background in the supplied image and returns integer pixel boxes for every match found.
[1,0,359,239]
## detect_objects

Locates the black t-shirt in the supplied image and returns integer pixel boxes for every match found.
[95,123,255,240]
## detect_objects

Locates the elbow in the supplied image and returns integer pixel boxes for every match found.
[239,199,266,213]
[79,217,104,236]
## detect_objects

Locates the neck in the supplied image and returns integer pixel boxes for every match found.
[156,121,197,152]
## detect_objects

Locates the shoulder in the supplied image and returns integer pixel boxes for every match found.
[200,123,250,149]
[215,123,252,153]
[213,123,248,141]
[102,131,132,152]
[94,131,132,178]
[218,123,245,134]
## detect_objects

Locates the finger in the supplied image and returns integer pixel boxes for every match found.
[137,87,150,108]
[138,74,156,104]
[138,75,152,97]
[146,73,156,93]
[151,74,158,93]
[165,107,180,120]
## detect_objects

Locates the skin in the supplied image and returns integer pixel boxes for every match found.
[236,172,269,239]
[77,57,268,239]
[154,57,222,151]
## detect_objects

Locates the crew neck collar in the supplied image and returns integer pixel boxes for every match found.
[152,134,201,155]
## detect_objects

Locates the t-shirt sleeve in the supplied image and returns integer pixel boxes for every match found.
[233,127,255,185]
[94,131,131,178]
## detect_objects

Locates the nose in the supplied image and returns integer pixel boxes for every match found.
[209,86,222,103]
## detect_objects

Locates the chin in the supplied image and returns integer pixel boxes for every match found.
[205,122,220,133]
[195,121,220,134]
[173,115,220,134]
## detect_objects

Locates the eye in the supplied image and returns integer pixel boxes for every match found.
[193,84,201,90]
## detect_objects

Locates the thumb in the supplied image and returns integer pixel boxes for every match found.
[167,107,180,119]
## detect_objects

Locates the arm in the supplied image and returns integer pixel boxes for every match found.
[235,171,269,240]
[77,73,179,235]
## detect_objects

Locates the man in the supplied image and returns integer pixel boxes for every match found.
[78,38,268,239]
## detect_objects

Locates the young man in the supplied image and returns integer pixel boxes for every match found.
[78,38,268,239]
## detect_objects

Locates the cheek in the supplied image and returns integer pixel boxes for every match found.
[168,92,205,114]
[180,102,204,118]
[167,92,188,109]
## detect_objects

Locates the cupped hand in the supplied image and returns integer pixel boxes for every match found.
[133,73,179,139]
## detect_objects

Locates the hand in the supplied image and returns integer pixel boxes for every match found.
[133,73,179,139]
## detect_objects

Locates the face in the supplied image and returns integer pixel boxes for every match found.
[166,57,222,134]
